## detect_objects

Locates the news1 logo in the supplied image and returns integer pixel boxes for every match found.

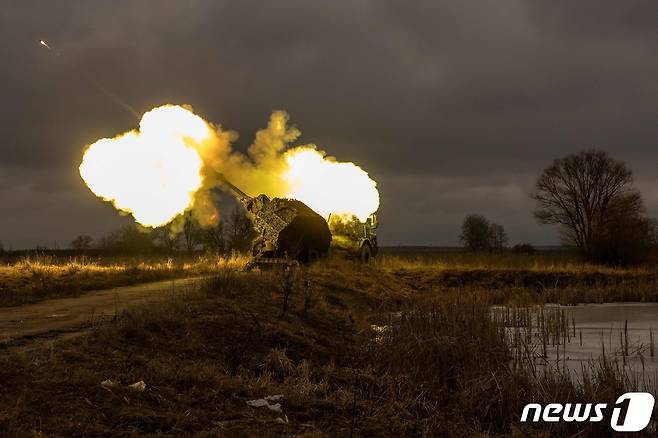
[520,392,655,432]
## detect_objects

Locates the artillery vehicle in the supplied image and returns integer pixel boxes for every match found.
[327,213,378,262]
[217,174,332,267]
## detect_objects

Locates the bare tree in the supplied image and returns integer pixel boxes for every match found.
[460,215,508,252]
[589,196,657,264]
[226,207,255,253]
[532,149,645,259]
[460,214,492,251]
[488,223,508,250]
[156,227,180,254]
[70,235,94,251]
[97,225,156,253]
[201,220,226,253]
[276,265,299,316]
[182,212,199,253]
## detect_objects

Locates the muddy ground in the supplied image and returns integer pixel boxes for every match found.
[0,278,201,344]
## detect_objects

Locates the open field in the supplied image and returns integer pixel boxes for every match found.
[375,252,658,305]
[2,251,658,308]
[0,254,247,307]
[0,277,202,343]
[0,254,656,436]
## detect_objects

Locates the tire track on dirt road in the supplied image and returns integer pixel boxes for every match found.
[0,277,203,346]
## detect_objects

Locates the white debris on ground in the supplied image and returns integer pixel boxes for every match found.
[100,379,146,392]
[100,379,120,389]
[127,380,146,392]
[370,325,390,333]
[371,324,392,344]
[246,395,287,421]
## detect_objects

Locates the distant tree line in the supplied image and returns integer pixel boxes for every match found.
[69,206,256,255]
[459,214,508,252]
[4,149,654,267]
[458,150,656,265]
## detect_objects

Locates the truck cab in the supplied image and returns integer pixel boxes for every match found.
[327,212,378,261]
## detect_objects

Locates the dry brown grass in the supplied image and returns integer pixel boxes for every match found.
[375,253,658,305]
[377,250,654,273]
[0,253,248,306]
[3,250,656,308]
[0,258,655,436]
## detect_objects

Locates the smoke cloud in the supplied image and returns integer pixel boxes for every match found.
[79,105,380,230]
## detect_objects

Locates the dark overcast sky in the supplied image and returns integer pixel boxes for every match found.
[1,1,657,248]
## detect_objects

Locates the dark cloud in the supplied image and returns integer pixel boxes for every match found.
[1,0,656,247]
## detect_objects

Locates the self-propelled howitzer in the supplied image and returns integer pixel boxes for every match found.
[216,174,332,264]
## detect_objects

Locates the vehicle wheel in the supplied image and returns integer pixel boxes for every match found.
[307,249,321,263]
[359,244,371,263]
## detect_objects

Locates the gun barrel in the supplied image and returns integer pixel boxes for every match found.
[214,172,332,264]
[216,173,251,202]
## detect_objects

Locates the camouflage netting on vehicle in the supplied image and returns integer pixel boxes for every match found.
[244,195,331,262]
[216,174,332,263]
[274,199,332,262]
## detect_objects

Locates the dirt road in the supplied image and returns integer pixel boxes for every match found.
[0,277,202,344]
